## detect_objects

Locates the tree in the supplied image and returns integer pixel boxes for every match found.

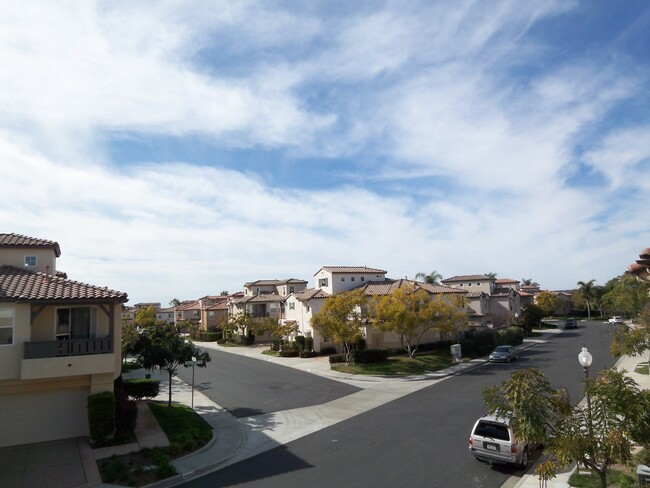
[135,324,210,407]
[536,291,559,317]
[228,312,255,344]
[121,322,139,365]
[485,272,498,279]
[169,298,181,307]
[602,274,650,317]
[253,316,280,346]
[220,290,229,296]
[518,303,545,332]
[611,305,650,366]
[576,279,597,319]
[521,278,539,287]
[372,285,433,358]
[311,289,367,365]
[135,305,157,329]
[484,368,650,488]
[415,270,442,285]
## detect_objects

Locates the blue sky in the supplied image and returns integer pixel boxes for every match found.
[1,1,649,304]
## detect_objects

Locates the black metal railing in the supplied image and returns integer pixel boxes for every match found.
[24,337,113,359]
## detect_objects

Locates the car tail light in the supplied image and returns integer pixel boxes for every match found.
[511,445,517,454]
[469,437,473,446]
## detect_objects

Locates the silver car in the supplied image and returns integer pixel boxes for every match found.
[469,415,533,468]
[488,345,517,363]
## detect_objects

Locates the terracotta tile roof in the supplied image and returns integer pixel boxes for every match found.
[294,288,331,301]
[0,265,127,302]
[317,266,387,274]
[0,233,62,257]
[491,287,513,297]
[176,300,200,310]
[495,278,518,284]
[205,302,228,310]
[354,279,467,296]
[442,274,490,282]
[244,278,308,287]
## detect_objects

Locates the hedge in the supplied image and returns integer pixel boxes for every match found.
[329,354,346,364]
[278,349,300,357]
[123,378,161,400]
[88,391,115,444]
[352,349,389,364]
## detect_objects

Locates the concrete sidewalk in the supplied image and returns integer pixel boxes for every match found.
[101,327,650,488]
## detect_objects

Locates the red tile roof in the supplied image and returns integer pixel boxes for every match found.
[317,266,387,274]
[442,274,490,282]
[0,265,127,302]
[0,233,62,257]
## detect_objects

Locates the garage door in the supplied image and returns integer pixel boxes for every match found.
[0,388,89,448]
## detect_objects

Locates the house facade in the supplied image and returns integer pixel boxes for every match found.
[229,279,308,320]
[313,266,387,295]
[0,233,127,448]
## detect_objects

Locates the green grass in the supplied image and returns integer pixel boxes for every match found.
[262,349,280,357]
[218,341,244,347]
[121,361,142,373]
[331,351,454,376]
[635,363,649,375]
[148,402,213,455]
[568,468,633,487]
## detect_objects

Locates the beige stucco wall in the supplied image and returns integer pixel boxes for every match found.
[0,248,57,273]
[0,303,30,380]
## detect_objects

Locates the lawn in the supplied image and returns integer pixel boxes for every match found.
[635,362,649,375]
[568,467,634,487]
[98,401,213,487]
[331,350,455,375]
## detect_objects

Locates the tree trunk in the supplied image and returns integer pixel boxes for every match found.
[587,301,591,320]
[597,470,607,488]
[168,370,173,407]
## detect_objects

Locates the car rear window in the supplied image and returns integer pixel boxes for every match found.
[474,421,510,441]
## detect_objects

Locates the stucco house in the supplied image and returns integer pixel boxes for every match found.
[628,247,650,283]
[229,279,308,320]
[0,233,127,448]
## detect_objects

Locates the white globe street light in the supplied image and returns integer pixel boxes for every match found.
[578,346,593,376]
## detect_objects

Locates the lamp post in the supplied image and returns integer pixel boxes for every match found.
[184,356,205,410]
[578,346,594,461]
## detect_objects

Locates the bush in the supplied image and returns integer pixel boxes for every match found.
[203,331,220,342]
[306,336,314,352]
[279,349,299,357]
[460,330,496,357]
[88,391,115,444]
[496,326,525,346]
[123,378,160,400]
[295,335,306,351]
[271,339,281,351]
[352,349,389,364]
[354,337,366,351]
[320,346,337,355]
[299,350,317,358]
[329,354,346,364]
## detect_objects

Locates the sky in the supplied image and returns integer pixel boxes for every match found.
[1,0,649,305]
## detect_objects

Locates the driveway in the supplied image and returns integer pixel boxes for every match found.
[0,437,99,488]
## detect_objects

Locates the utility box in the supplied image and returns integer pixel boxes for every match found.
[450,344,462,363]
[637,465,650,487]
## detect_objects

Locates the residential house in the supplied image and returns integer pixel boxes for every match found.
[199,293,243,330]
[441,274,523,326]
[229,279,308,320]
[628,247,650,283]
[174,300,201,325]
[0,233,127,448]
[286,268,470,352]
[156,307,175,324]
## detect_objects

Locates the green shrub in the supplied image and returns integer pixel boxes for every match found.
[88,391,115,444]
[329,354,346,364]
[203,331,220,342]
[460,330,496,356]
[295,335,306,351]
[320,346,337,355]
[271,339,281,351]
[352,349,389,364]
[279,349,299,357]
[496,326,525,346]
[306,336,314,351]
[299,350,317,358]
[354,337,366,351]
[155,459,177,480]
[115,390,138,435]
[101,456,128,483]
[123,378,160,400]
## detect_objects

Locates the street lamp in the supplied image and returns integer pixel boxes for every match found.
[578,346,593,379]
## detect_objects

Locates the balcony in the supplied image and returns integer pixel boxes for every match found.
[24,337,113,359]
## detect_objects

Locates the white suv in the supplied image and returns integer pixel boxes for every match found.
[469,415,533,468]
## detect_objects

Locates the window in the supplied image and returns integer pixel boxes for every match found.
[193,310,199,317]
[208,311,214,318]
[361,277,365,282]
[306,306,310,312]
[477,283,480,286]
[468,283,472,287]
[459,283,464,287]
[289,302,295,310]
[341,277,345,282]
[56,307,98,340]
[318,278,329,287]
[0,309,14,345]
[288,285,295,293]
[24,256,37,267]
[351,277,355,282]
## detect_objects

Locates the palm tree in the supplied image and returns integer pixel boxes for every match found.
[577,279,596,320]
[415,270,443,285]
[521,278,533,286]
[485,272,498,279]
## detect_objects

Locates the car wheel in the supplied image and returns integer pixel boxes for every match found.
[520,449,529,469]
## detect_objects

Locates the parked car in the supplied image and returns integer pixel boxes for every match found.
[488,345,517,363]
[608,316,624,324]
[469,415,535,468]
[564,317,578,329]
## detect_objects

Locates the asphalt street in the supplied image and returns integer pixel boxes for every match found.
[183,321,616,488]
[174,347,360,417]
